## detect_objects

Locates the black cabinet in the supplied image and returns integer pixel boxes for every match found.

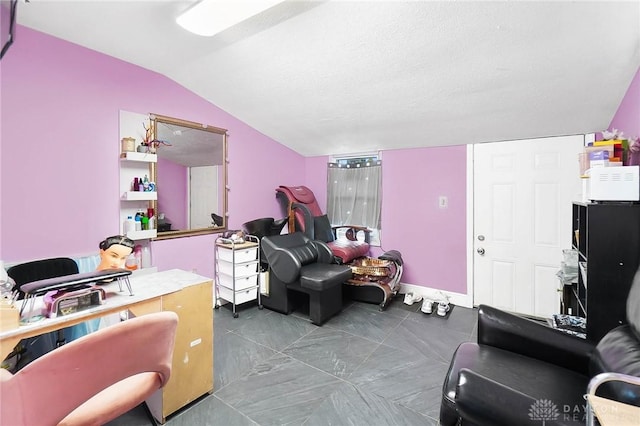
[570,202,640,342]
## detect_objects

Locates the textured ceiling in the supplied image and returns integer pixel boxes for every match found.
[17,1,640,157]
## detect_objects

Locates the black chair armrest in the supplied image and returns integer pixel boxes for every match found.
[456,369,575,426]
[478,305,595,374]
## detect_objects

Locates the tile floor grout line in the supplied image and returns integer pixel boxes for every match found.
[211,394,261,426]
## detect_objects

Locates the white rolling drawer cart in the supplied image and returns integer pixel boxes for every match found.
[214,235,263,317]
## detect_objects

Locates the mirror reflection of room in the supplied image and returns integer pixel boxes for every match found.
[152,114,227,236]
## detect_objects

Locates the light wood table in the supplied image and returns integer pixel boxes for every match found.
[0,269,214,423]
[587,394,640,426]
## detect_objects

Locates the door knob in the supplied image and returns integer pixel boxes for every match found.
[478,235,485,241]
[477,247,485,256]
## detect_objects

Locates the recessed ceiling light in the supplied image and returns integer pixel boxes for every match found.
[176,0,286,37]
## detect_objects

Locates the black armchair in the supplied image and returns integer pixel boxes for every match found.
[441,266,640,426]
[261,232,352,325]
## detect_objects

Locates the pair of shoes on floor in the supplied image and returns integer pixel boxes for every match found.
[403,292,423,306]
[421,291,450,316]
[437,301,450,316]
[421,299,435,314]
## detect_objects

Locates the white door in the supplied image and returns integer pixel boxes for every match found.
[189,166,218,229]
[473,135,584,318]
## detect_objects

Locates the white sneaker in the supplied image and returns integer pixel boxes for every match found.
[421,299,434,314]
[403,292,423,305]
[437,301,450,316]
[403,292,415,305]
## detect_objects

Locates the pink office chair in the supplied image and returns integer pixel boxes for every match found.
[0,311,178,426]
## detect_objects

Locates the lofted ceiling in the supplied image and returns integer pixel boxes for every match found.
[16,0,640,157]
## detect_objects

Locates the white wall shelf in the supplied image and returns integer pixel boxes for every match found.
[121,191,157,201]
[126,229,157,240]
[120,152,157,163]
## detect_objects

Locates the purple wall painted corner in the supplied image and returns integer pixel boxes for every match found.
[608,66,640,141]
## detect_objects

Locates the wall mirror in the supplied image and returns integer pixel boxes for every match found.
[151,113,228,240]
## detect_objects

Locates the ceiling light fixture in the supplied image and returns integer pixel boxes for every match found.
[176,0,286,37]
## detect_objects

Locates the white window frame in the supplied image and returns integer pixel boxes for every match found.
[328,151,382,246]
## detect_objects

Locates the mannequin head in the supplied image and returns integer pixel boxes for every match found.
[97,235,135,271]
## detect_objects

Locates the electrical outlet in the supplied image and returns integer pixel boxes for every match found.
[439,196,448,208]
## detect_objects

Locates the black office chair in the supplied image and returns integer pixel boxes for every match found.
[5,257,79,370]
[8,257,79,301]
[440,265,640,425]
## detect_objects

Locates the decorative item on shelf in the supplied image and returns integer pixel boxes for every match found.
[141,120,172,154]
[121,137,136,153]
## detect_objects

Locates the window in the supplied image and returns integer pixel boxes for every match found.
[326,153,382,246]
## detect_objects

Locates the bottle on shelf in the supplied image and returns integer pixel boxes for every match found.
[138,177,144,192]
[147,208,155,230]
[124,215,135,234]
[141,246,151,268]
[133,177,139,192]
[134,245,142,269]
[134,215,142,231]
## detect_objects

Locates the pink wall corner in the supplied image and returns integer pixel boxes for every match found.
[226,128,305,230]
[608,65,640,141]
[304,145,468,294]
[304,156,330,211]
[1,26,304,273]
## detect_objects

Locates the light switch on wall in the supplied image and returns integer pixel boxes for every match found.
[439,196,448,208]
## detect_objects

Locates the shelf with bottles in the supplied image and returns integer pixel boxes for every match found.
[122,208,157,239]
[120,151,157,163]
[121,191,157,201]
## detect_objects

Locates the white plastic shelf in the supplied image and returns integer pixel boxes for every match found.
[121,191,157,201]
[120,152,157,163]
[126,229,157,240]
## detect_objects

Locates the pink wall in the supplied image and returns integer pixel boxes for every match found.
[609,66,640,141]
[6,25,630,294]
[1,26,303,278]
[305,145,468,293]
[157,157,188,230]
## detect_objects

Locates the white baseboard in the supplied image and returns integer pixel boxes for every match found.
[399,282,473,309]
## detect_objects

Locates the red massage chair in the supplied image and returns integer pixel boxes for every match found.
[275,185,370,264]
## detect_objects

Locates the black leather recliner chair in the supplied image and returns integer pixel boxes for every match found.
[441,266,640,426]
[242,217,288,270]
[261,232,352,325]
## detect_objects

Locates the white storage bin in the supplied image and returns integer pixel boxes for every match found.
[218,273,259,291]
[217,246,258,263]
[217,285,257,305]
[217,260,258,278]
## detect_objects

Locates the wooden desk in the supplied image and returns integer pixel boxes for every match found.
[0,269,214,423]
[587,394,640,426]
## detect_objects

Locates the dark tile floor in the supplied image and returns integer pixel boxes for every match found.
[107,295,478,426]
